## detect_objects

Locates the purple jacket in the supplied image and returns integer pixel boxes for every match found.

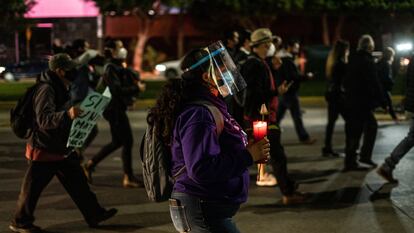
[171,95,253,204]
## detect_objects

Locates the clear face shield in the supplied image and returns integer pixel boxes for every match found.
[185,41,247,97]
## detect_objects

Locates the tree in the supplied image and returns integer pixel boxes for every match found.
[188,0,305,31]
[0,0,35,34]
[90,0,184,71]
[0,0,35,63]
[304,0,414,46]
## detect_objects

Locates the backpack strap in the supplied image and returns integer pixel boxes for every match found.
[189,101,224,136]
[202,104,224,136]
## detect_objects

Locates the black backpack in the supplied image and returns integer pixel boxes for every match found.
[10,83,42,139]
[140,102,224,202]
[121,68,141,106]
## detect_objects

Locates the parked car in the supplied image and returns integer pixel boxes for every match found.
[0,58,49,81]
[155,59,182,79]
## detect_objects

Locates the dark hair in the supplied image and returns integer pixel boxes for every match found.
[326,39,350,79]
[147,79,183,144]
[224,30,237,41]
[238,29,251,47]
[104,39,117,50]
[147,48,211,145]
[287,39,299,48]
[88,55,105,66]
[72,39,87,50]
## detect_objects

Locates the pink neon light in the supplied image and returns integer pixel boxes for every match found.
[36,23,53,28]
[25,0,99,18]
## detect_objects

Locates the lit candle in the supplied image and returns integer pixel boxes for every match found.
[253,121,267,142]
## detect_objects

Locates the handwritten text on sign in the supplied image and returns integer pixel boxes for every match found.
[67,88,111,148]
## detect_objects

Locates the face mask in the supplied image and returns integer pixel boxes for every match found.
[64,69,78,82]
[266,43,276,57]
[115,47,128,60]
[215,70,235,97]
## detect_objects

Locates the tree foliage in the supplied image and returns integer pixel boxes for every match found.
[0,0,35,31]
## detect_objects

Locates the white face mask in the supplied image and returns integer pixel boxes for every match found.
[115,47,128,60]
[266,43,276,57]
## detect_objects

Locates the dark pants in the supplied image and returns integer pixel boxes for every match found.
[91,109,133,175]
[277,94,310,141]
[170,192,241,233]
[82,125,98,152]
[382,116,414,172]
[344,110,378,167]
[267,127,296,196]
[13,156,105,227]
[385,91,398,120]
[324,100,345,150]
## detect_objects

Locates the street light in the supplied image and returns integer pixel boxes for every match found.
[396,42,413,52]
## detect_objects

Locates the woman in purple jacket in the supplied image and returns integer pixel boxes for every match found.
[148,45,270,233]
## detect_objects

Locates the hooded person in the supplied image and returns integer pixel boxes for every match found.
[9,53,117,233]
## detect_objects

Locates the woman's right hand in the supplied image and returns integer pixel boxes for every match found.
[247,137,271,163]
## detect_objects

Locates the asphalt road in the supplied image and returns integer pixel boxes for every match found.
[0,108,414,233]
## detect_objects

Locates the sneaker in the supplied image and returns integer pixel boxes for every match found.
[301,138,317,145]
[256,173,278,187]
[322,148,340,157]
[282,192,309,205]
[123,174,144,188]
[359,159,378,168]
[377,167,399,184]
[88,208,118,228]
[9,223,42,233]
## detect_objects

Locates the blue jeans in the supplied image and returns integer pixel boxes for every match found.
[382,116,414,172]
[170,192,241,233]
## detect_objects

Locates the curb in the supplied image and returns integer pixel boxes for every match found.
[0,96,405,111]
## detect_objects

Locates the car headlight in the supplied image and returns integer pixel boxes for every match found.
[155,64,167,72]
[0,66,5,73]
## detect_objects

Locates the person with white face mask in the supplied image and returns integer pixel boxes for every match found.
[241,28,309,205]
[83,39,144,188]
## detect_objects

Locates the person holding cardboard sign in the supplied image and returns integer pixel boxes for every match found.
[9,54,117,233]
[83,39,145,188]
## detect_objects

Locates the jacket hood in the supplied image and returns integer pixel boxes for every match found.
[37,70,67,90]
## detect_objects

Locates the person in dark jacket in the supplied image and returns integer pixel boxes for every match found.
[149,46,270,232]
[224,29,251,127]
[377,54,414,183]
[83,40,145,188]
[343,34,387,171]
[322,40,349,157]
[224,30,240,60]
[242,28,308,204]
[276,40,316,144]
[377,47,398,122]
[9,54,117,233]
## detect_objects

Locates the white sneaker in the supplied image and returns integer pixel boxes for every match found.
[256,173,278,187]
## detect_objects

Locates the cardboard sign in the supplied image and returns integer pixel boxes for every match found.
[66,87,111,148]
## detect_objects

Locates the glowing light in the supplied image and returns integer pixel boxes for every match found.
[155,64,166,72]
[396,42,413,52]
[401,58,410,66]
[25,0,99,18]
[36,23,53,28]
[0,67,5,73]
